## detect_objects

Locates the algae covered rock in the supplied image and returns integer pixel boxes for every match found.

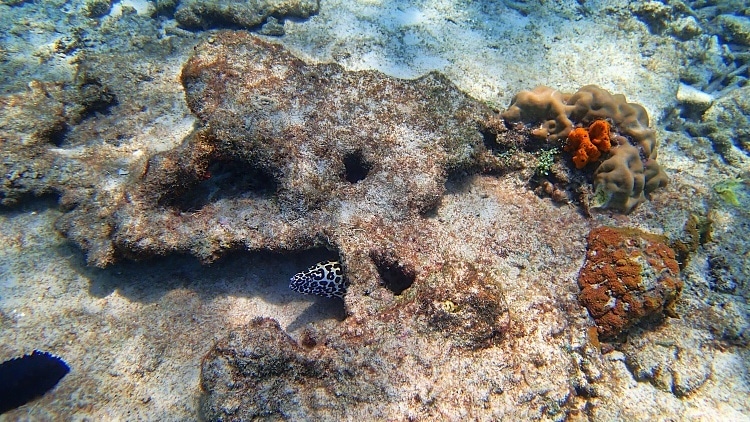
[414,260,510,349]
[0,80,115,206]
[701,85,750,164]
[175,0,319,30]
[56,31,491,266]
[200,259,511,420]
[715,14,750,47]
[82,0,112,18]
[199,317,338,419]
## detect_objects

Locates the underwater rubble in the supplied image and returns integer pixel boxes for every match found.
[174,0,319,33]
[201,260,510,420]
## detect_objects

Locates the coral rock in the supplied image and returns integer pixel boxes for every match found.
[577,226,683,340]
[413,260,510,349]
[0,80,114,206]
[200,260,510,420]
[175,0,319,30]
[199,317,333,419]
[53,32,490,266]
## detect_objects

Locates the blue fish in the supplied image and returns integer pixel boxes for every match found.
[0,350,70,414]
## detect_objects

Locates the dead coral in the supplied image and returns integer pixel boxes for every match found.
[54,32,491,266]
[577,226,683,340]
[0,80,114,206]
[175,0,319,30]
[199,317,338,419]
[200,258,511,420]
[414,260,510,349]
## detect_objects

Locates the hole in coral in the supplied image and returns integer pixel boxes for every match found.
[343,151,371,184]
[370,251,416,295]
[47,123,69,148]
[170,159,278,211]
[444,169,475,194]
[481,130,498,151]
[0,192,60,212]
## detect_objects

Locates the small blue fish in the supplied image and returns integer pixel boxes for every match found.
[290,260,348,298]
[0,350,70,414]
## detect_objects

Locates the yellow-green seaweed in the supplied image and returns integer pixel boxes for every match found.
[713,178,742,206]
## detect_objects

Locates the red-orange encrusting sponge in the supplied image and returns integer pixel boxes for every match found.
[565,127,600,169]
[588,120,611,152]
[564,120,612,169]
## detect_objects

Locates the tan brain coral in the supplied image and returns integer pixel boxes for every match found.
[502,85,668,213]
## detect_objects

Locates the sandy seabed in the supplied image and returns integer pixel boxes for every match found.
[1,0,749,420]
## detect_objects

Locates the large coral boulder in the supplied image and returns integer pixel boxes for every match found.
[57,31,490,266]
[199,317,338,419]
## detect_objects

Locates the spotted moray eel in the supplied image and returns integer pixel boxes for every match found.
[289,260,348,298]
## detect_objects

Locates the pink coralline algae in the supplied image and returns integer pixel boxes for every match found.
[577,226,683,340]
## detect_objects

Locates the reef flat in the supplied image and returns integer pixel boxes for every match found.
[0,0,748,420]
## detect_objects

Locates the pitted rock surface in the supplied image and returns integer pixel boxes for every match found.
[57,31,491,266]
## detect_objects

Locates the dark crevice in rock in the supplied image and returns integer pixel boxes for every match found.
[168,159,278,212]
[481,127,499,151]
[444,169,475,194]
[0,192,60,213]
[343,150,371,184]
[370,251,415,296]
[48,124,70,147]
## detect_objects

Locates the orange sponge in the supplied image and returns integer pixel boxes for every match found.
[588,120,611,152]
[564,120,611,169]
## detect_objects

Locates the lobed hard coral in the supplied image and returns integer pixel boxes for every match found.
[593,136,659,212]
[502,85,668,212]
[577,226,683,340]
[499,85,573,140]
